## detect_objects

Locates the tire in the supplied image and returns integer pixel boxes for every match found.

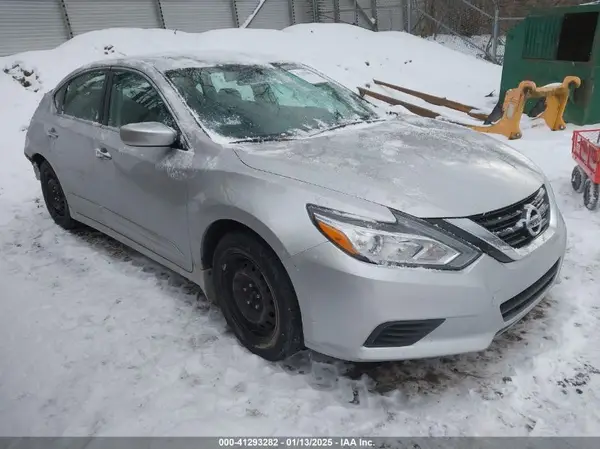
[212,231,303,361]
[39,161,79,230]
[571,165,588,193]
[583,179,600,211]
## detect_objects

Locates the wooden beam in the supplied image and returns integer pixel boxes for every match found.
[373,79,488,121]
[358,87,440,118]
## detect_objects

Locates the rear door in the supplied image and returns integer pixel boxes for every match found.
[51,69,110,222]
[96,68,193,271]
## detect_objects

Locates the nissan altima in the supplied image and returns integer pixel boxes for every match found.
[24,54,566,362]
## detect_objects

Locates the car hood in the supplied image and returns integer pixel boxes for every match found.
[232,116,544,218]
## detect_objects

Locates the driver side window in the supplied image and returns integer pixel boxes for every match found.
[108,71,176,129]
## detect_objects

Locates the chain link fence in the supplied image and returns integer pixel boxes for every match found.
[312,1,378,29]
[313,0,585,65]
[407,0,517,65]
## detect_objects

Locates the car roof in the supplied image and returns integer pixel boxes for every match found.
[80,52,295,74]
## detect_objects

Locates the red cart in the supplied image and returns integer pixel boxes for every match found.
[571,129,600,210]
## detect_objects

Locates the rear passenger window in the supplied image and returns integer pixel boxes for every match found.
[62,71,106,122]
[108,71,176,129]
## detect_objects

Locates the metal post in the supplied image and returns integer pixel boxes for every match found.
[59,0,73,39]
[398,0,405,32]
[240,0,270,28]
[406,0,412,33]
[155,0,166,29]
[349,0,374,29]
[371,0,378,31]
[334,0,340,23]
[492,5,500,63]
[288,0,296,25]
[231,0,240,27]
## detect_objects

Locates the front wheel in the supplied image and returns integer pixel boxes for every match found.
[40,160,79,229]
[571,165,588,193]
[583,179,600,211]
[212,231,303,361]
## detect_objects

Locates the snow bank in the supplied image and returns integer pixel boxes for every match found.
[1,24,600,437]
[1,24,500,106]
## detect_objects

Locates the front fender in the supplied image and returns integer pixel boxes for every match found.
[187,169,335,270]
[197,203,304,264]
[186,163,396,272]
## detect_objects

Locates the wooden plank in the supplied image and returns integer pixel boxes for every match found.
[357,87,471,127]
[372,79,489,121]
[358,87,440,118]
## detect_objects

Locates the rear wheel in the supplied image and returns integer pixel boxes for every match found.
[212,231,303,361]
[40,161,78,230]
[571,165,588,193]
[583,179,600,211]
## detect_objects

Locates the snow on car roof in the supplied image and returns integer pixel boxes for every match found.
[89,51,278,73]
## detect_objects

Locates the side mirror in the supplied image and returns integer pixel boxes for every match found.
[120,122,177,147]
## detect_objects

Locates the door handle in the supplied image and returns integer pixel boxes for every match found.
[95,147,112,160]
[46,127,58,139]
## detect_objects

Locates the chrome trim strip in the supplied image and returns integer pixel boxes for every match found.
[445,184,559,262]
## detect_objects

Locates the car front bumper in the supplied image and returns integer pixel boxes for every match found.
[289,211,567,362]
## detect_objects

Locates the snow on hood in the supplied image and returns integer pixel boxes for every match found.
[233,116,544,218]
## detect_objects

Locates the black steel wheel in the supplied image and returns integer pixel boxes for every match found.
[583,179,600,211]
[40,160,78,229]
[212,231,303,361]
[571,165,587,193]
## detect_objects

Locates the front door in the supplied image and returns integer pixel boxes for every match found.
[98,69,193,272]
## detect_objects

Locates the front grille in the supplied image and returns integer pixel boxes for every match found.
[500,260,560,321]
[364,319,445,348]
[469,187,551,249]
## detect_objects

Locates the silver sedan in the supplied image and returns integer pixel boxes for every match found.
[24,54,567,362]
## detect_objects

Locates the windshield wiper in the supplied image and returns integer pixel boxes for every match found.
[230,134,295,144]
[309,118,384,137]
[230,118,384,143]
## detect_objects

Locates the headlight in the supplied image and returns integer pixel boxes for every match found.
[307,204,481,270]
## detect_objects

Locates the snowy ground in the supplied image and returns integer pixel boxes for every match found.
[1,24,600,437]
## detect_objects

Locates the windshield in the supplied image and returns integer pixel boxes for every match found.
[164,64,378,142]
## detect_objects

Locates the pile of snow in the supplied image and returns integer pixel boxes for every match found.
[1,24,600,437]
[0,24,500,106]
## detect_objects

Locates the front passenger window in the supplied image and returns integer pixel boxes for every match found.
[108,71,176,129]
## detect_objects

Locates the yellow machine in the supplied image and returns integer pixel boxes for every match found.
[358,76,582,140]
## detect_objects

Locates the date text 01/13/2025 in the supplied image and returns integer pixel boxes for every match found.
[218,438,375,447]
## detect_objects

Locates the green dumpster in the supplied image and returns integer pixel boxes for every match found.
[499,3,600,125]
